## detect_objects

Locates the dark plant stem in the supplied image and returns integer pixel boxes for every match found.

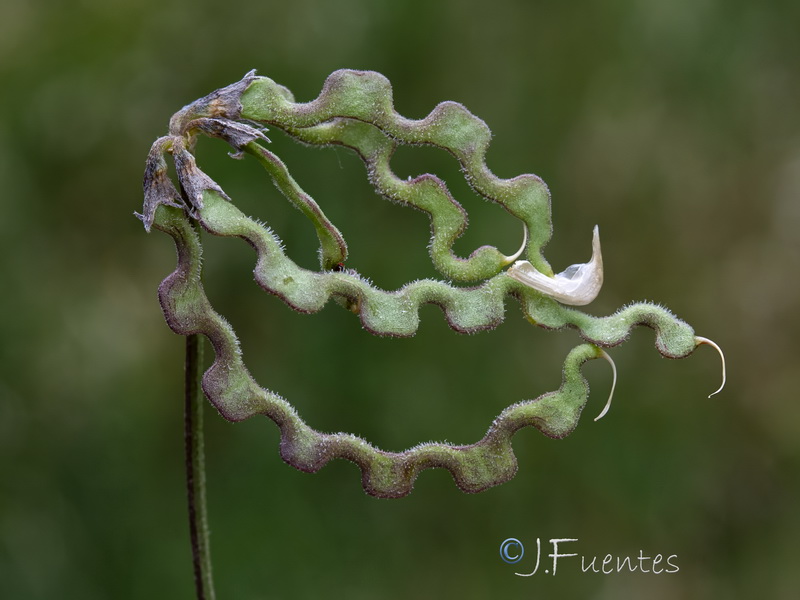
[185,332,216,599]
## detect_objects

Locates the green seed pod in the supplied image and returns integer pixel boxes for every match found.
[141,70,724,498]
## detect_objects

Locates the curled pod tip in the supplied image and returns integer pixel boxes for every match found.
[593,348,618,422]
[695,336,726,398]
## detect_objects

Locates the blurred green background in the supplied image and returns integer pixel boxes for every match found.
[1,0,799,598]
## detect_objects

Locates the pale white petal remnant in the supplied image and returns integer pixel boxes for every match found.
[506,226,603,306]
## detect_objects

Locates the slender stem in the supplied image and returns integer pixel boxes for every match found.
[185,333,216,599]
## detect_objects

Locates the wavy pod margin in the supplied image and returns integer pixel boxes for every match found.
[156,203,604,497]
[240,69,555,281]
[151,195,700,497]
[195,191,698,355]
[143,70,715,499]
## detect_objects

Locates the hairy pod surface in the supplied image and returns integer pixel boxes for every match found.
[142,70,716,497]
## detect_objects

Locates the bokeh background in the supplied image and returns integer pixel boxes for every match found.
[2,0,799,598]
